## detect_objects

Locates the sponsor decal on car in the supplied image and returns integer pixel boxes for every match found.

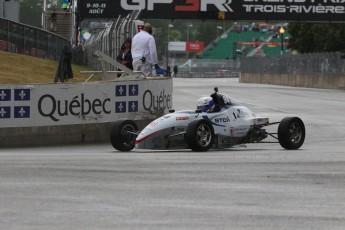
[214,116,231,123]
[237,109,249,118]
[176,116,189,121]
[233,109,249,119]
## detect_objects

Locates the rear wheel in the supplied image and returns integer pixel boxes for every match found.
[110,119,138,151]
[185,119,214,152]
[278,117,305,150]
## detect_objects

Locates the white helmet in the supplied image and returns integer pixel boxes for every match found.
[196,96,214,112]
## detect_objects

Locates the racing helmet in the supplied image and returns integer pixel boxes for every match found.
[196,96,214,112]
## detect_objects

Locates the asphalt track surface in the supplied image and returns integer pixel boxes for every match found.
[1,78,345,230]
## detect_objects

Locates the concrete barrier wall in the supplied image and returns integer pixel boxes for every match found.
[239,73,345,90]
[0,119,151,148]
[178,71,240,78]
[0,77,173,147]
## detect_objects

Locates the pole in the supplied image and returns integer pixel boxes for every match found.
[216,26,222,38]
[281,33,284,55]
[167,24,173,68]
[279,27,285,56]
[186,26,189,59]
[186,24,192,60]
[165,42,169,68]
[166,43,169,68]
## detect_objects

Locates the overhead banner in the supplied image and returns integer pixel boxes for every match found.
[168,42,204,52]
[78,0,345,22]
[0,79,173,128]
[78,0,112,19]
[186,42,204,52]
[168,42,186,52]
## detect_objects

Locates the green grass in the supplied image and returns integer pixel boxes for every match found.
[0,51,100,84]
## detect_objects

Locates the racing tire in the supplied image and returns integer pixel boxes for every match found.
[110,119,138,152]
[185,119,214,152]
[278,117,305,150]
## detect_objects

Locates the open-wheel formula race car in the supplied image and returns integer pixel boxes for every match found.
[110,93,305,152]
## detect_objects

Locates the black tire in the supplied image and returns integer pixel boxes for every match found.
[110,119,138,152]
[278,117,305,150]
[185,119,214,152]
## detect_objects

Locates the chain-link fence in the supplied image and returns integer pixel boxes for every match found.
[241,52,345,76]
[73,10,142,71]
[0,17,71,61]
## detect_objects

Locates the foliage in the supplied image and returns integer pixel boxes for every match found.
[169,29,182,41]
[19,0,44,28]
[287,23,345,53]
[146,19,233,58]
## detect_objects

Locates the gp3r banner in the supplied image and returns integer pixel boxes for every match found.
[78,0,345,22]
[0,78,173,128]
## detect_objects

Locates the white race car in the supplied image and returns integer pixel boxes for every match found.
[110,93,305,152]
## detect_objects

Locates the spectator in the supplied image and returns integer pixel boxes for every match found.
[116,38,133,71]
[173,65,178,77]
[166,66,171,77]
[131,23,159,77]
[49,9,57,32]
[61,0,69,13]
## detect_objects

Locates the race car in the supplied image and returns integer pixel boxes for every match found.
[110,93,305,152]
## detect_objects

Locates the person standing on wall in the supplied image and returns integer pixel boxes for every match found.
[131,23,159,77]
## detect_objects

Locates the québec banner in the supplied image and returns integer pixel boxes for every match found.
[0,79,173,128]
[78,0,345,22]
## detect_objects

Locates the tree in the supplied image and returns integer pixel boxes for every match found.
[169,29,182,41]
[288,23,345,53]
[19,0,44,28]
[144,19,234,60]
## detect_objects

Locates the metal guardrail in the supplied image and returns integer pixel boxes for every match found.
[241,52,345,76]
[0,17,71,61]
[79,51,147,83]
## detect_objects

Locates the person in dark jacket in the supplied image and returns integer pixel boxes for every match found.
[55,45,73,83]
[116,38,133,70]
[173,65,178,77]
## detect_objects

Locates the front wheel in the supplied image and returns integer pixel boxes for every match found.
[110,119,138,151]
[185,119,214,152]
[278,117,305,150]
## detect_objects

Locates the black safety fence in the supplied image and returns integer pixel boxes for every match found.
[0,17,71,61]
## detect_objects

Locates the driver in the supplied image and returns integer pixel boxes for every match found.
[196,96,215,112]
